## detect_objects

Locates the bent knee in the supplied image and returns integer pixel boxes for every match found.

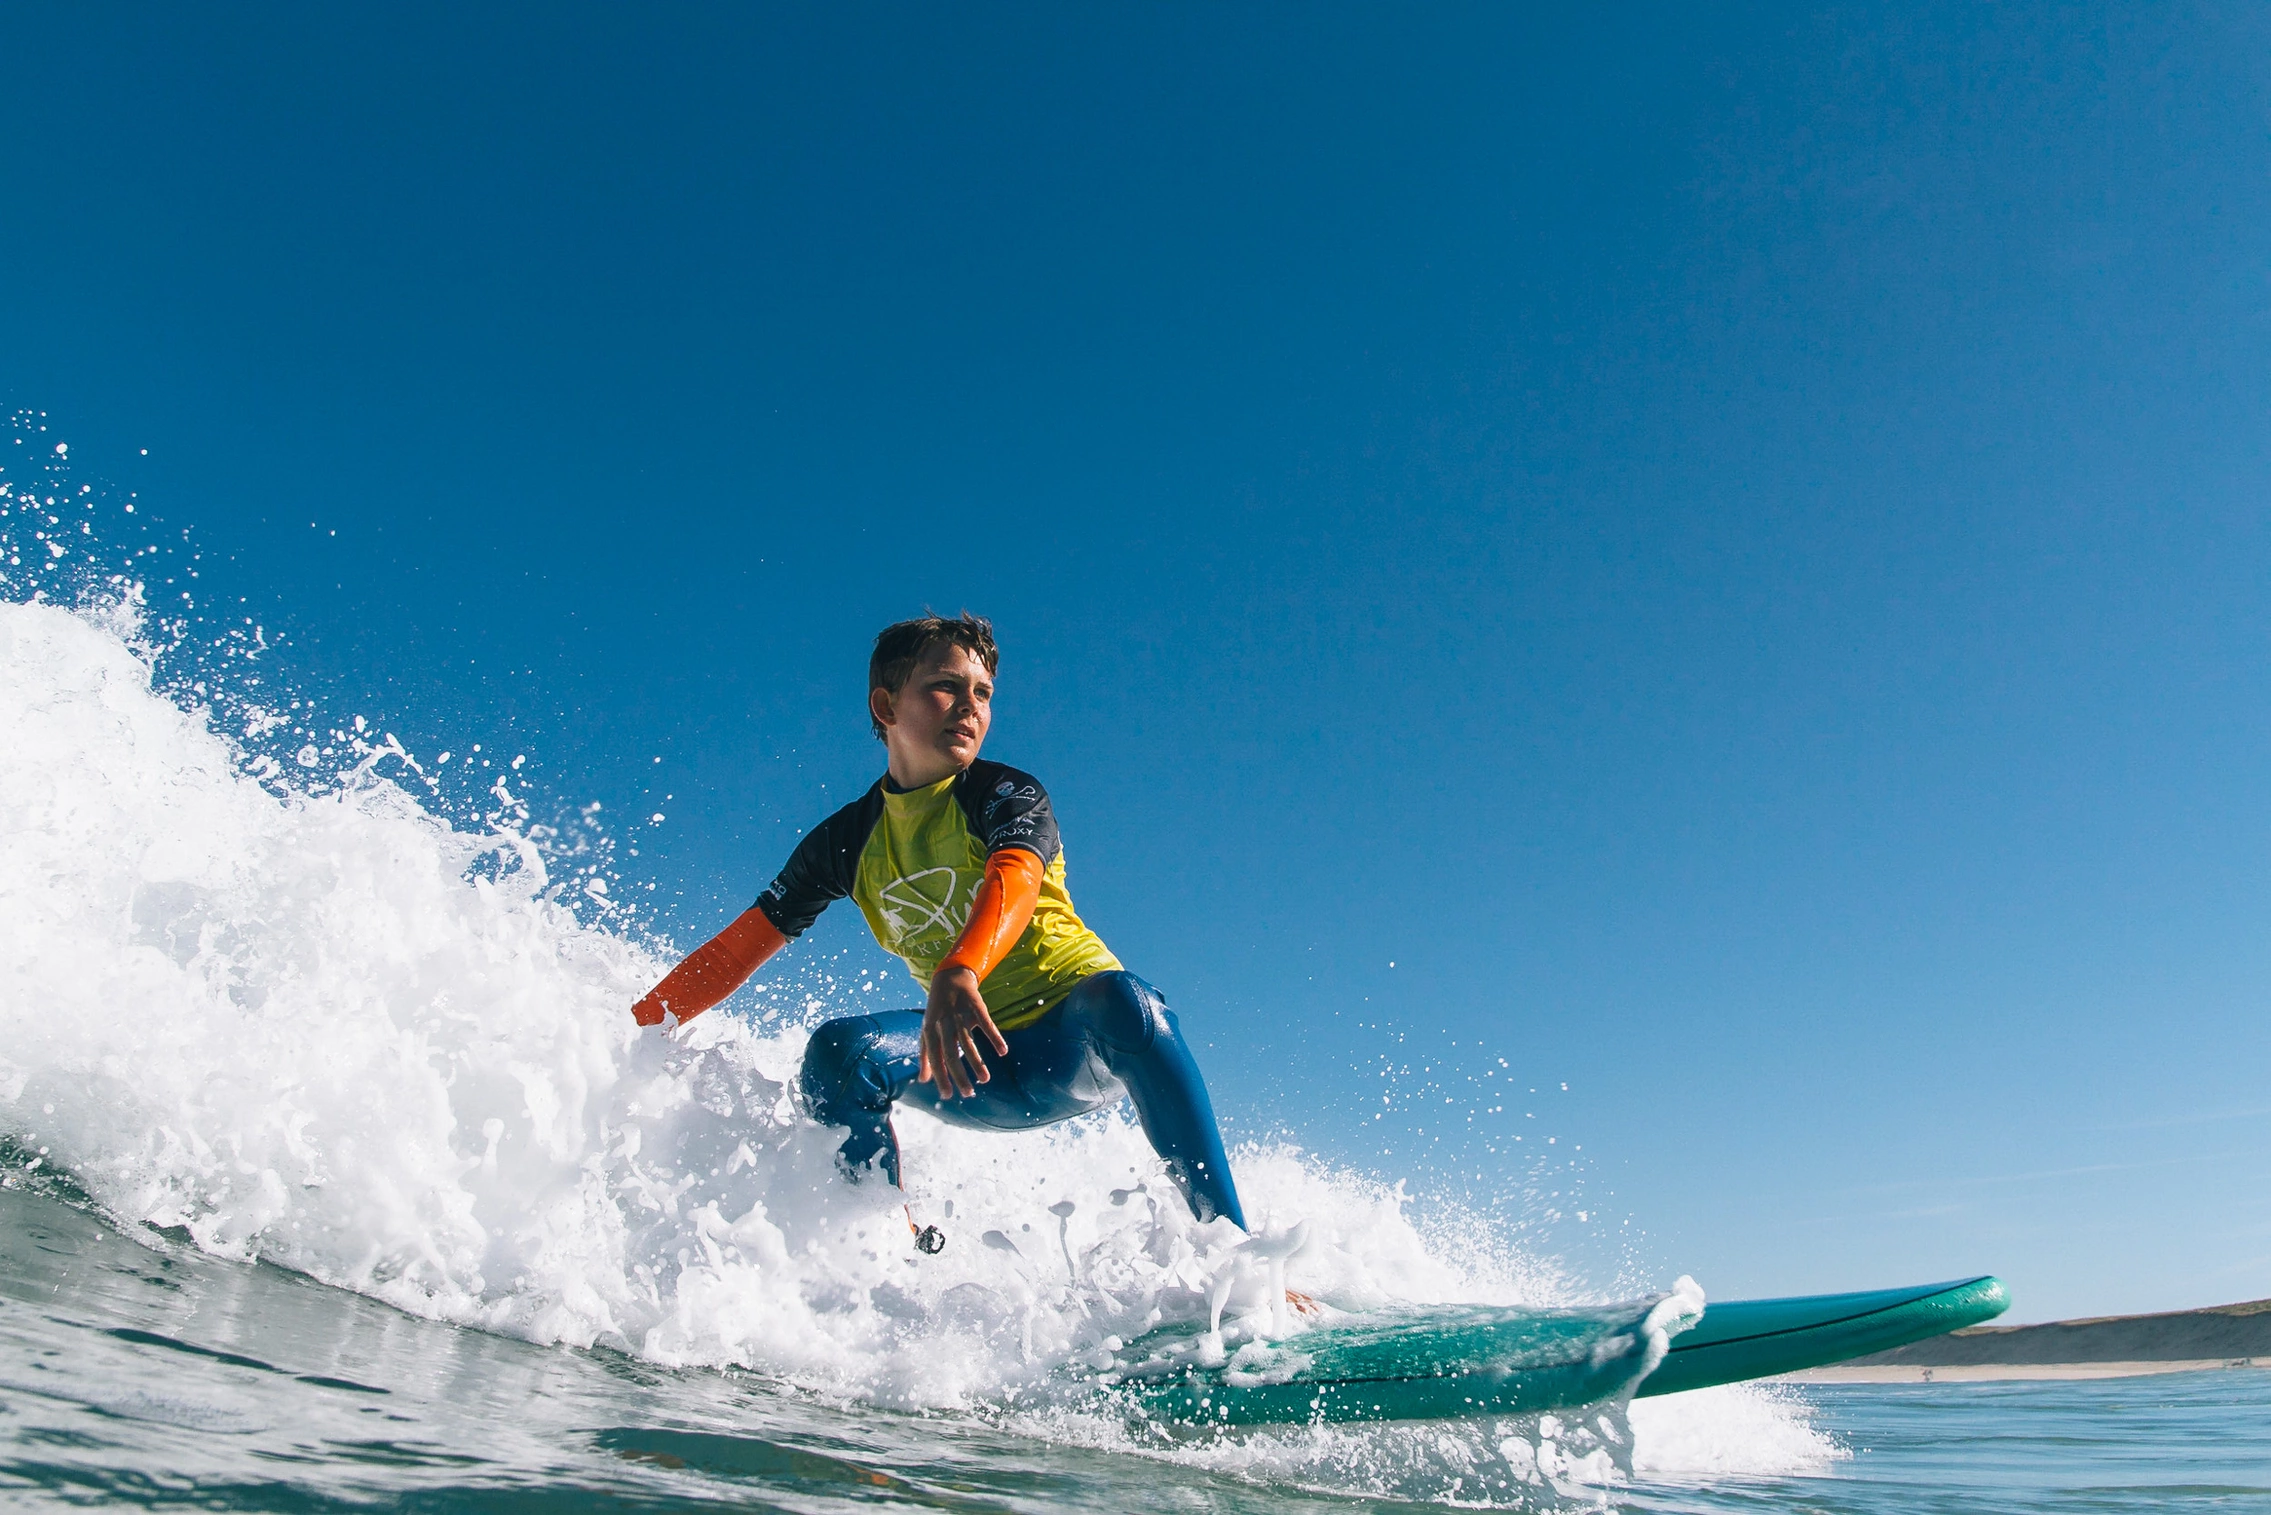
[1075,971,1171,1054]
[798,1016,892,1123]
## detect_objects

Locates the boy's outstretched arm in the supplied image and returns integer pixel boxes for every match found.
[632,907,789,1027]
[921,847,1044,1097]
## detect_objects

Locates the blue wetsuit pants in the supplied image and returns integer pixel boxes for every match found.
[797,969,1246,1229]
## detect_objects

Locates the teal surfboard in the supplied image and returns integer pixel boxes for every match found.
[1635,1275,2009,1398]
[1101,1293,1693,1427]
[1092,1275,2005,1427]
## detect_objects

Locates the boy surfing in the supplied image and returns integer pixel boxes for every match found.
[631,614,1246,1238]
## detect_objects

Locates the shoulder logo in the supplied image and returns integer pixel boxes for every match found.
[995,780,1014,795]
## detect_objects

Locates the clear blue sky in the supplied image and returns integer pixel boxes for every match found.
[6,4,2266,1323]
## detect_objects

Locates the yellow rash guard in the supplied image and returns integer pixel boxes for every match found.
[753,760,1121,1030]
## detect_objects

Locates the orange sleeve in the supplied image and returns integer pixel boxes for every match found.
[632,905,789,1027]
[937,847,1045,983]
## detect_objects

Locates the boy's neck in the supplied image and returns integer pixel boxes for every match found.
[884,749,966,791]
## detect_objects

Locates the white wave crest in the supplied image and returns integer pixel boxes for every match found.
[0,599,1544,1399]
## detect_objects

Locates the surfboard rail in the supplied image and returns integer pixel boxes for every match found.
[1635,1275,2010,1397]
[1088,1274,2008,1426]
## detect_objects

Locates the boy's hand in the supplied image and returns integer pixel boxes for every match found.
[920,965,1008,1099]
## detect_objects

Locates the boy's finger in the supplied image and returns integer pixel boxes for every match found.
[961,1030,991,1082]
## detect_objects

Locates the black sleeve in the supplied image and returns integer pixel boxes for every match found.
[955,760,1063,866]
[753,784,884,938]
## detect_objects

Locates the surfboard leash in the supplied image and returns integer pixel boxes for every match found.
[905,1204,946,1255]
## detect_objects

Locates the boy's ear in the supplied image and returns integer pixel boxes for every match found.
[869,683,896,733]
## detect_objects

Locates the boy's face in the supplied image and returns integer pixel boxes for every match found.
[872,642,993,784]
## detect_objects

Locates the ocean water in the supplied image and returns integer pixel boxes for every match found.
[4,476,2266,1509]
[8,1178,2270,1512]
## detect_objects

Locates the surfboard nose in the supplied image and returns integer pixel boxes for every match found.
[1636,1274,2011,1398]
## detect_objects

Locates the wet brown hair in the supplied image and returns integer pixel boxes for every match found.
[868,613,999,740]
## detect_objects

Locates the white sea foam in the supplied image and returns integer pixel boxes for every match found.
[1630,1382,1847,1479]
[0,594,1834,1496]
